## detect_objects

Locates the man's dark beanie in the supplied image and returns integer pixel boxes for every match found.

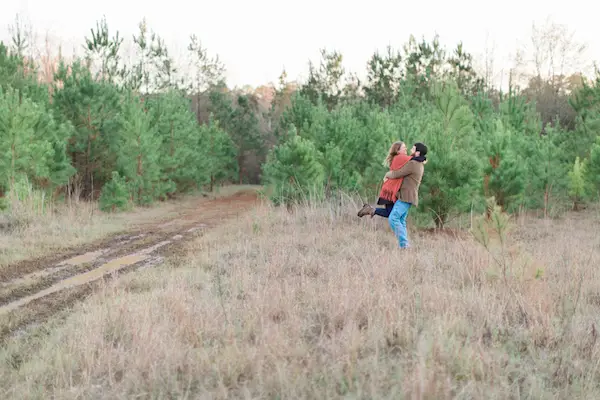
[414,142,428,156]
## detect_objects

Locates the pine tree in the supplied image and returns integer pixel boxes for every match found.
[524,128,569,215]
[207,84,234,130]
[299,48,345,111]
[277,92,329,144]
[0,42,47,103]
[568,156,587,211]
[417,83,483,227]
[125,18,179,93]
[32,104,76,193]
[200,117,237,191]
[420,128,482,228]
[323,104,391,192]
[230,95,262,183]
[446,42,484,96]
[116,94,164,205]
[0,86,73,196]
[586,136,600,198]
[146,90,207,194]
[364,46,403,109]
[7,14,31,58]
[262,127,325,205]
[483,120,527,210]
[210,91,263,183]
[269,70,301,138]
[186,34,225,95]
[403,34,446,99]
[99,171,130,212]
[470,90,496,136]
[149,36,179,92]
[52,60,122,199]
[568,71,600,133]
[83,16,124,83]
[499,85,541,136]
[0,42,21,92]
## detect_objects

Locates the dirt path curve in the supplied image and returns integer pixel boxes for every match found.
[0,188,260,341]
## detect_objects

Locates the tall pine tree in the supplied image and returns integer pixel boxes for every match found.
[146,90,208,194]
[52,60,122,199]
[116,94,164,205]
[0,86,74,196]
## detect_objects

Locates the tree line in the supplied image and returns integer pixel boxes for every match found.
[1,16,599,226]
[263,26,600,226]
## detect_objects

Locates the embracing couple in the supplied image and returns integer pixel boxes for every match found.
[357,141,428,249]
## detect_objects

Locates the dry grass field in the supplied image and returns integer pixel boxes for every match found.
[1,196,600,399]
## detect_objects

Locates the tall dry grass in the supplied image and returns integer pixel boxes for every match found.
[0,183,123,268]
[2,198,600,399]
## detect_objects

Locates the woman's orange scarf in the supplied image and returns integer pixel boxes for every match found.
[379,154,412,202]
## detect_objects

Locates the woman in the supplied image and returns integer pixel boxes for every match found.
[357,141,412,218]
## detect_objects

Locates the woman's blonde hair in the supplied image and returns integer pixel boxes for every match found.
[383,141,405,167]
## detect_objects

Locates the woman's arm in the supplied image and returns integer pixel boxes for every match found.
[385,161,414,180]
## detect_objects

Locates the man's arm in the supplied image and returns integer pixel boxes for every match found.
[385,161,414,179]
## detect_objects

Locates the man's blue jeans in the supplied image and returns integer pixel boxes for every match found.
[389,200,412,248]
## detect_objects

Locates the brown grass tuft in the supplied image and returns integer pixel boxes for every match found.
[1,199,600,398]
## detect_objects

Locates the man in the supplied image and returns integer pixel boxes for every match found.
[383,142,427,249]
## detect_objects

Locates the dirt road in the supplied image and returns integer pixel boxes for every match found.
[0,188,260,342]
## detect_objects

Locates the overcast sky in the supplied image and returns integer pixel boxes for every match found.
[1,0,598,89]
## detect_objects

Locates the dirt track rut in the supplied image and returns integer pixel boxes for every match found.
[0,189,259,341]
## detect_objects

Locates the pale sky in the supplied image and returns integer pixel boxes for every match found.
[2,0,598,89]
